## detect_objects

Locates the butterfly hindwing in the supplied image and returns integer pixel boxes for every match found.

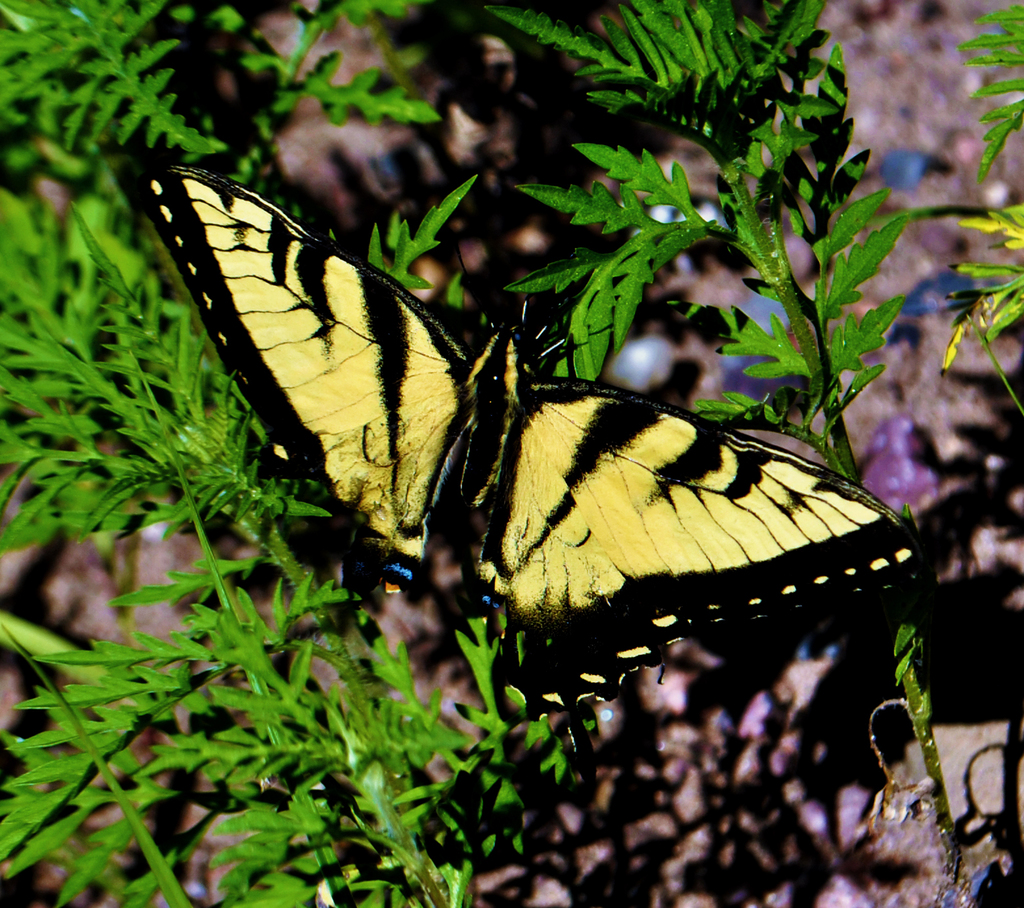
[477,375,919,714]
[140,167,472,589]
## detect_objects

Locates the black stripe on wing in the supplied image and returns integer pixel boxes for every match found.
[360,266,409,465]
[560,400,660,489]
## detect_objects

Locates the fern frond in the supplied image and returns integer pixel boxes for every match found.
[0,0,216,153]
[491,0,828,165]
[959,7,1024,180]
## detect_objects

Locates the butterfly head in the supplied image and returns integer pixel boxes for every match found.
[507,295,573,373]
[467,329,523,407]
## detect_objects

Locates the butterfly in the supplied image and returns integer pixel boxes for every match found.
[140,165,921,719]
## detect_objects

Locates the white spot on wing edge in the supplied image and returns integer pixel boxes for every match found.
[150,179,164,196]
[782,584,797,595]
[870,557,890,571]
[616,646,651,660]
[580,672,605,684]
[543,692,565,706]
[652,615,677,628]
[895,547,913,563]
[814,575,829,584]
[159,204,172,223]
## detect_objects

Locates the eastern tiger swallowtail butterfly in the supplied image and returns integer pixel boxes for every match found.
[140,166,921,718]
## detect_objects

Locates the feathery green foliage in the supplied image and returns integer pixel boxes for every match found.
[0,0,437,181]
[942,210,1024,417]
[3,570,518,907]
[0,174,519,905]
[959,5,1024,181]
[945,8,1024,415]
[368,177,478,289]
[201,0,439,171]
[0,0,214,156]
[490,0,903,479]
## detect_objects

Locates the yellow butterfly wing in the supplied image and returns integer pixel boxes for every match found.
[477,373,920,715]
[140,167,471,589]
[142,168,921,721]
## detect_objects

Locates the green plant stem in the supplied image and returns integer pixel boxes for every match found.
[232,488,440,904]
[289,31,322,83]
[976,315,1024,418]
[653,116,836,446]
[9,639,193,908]
[716,158,861,478]
[900,662,956,859]
[882,579,956,867]
[238,511,307,588]
[878,204,998,227]
[718,160,822,380]
[361,761,449,908]
[367,11,424,104]
[824,416,859,479]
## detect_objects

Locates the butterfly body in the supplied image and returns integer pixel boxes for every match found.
[141,166,921,717]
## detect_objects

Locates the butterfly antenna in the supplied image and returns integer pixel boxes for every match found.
[452,240,498,327]
[453,240,468,280]
[539,336,566,360]
[452,241,476,307]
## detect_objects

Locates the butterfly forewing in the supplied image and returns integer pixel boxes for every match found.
[140,167,472,589]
